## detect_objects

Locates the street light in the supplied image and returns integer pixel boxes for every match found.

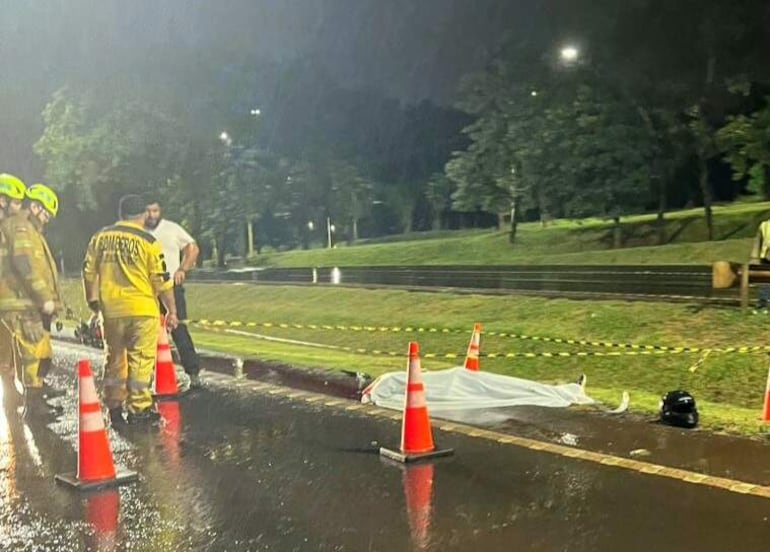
[560,46,579,63]
[250,108,261,116]
[219,131,232,146]
[530,90,538,97]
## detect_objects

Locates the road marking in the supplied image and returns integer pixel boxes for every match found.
[201,371,770,500]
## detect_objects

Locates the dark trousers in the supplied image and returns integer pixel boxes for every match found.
[161,285,200,376]
[760,259,770,308]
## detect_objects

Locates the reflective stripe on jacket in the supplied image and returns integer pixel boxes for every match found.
[751,220,770,262]
[0,211,61,313]
[82,221,172,319]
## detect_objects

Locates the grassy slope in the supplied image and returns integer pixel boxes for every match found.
[248,202,770,267]
[60,280,770,436]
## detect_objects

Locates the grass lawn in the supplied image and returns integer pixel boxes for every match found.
[60,279,770,437]
[245,201,770,268]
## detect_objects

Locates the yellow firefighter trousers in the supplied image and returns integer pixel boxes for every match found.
[0,312,47,388]
[36,332,52,384]
[102,316,158,413]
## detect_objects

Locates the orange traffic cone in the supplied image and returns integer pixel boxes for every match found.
[55,360,137,490]
[85,489,120,551]
[403,463,435,550]
[380,342,453,463]
[464,322,482,371]
[153,315,179,399]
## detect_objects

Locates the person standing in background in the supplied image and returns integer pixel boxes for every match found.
[144,198,203,389]
[750,218,770,310]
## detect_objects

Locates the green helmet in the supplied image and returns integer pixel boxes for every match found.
[26,183,59,217]
[0,173,27,201]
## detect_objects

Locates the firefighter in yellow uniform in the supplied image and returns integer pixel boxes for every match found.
[0,174,27,378]
[82,194,178,424]
[0,182,63,415]
[750,219,770,309]
[29,183,60,391]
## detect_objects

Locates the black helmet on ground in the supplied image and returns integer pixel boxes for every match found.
[660,390,698,428]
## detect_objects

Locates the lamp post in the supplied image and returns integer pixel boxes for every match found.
[326,217,335,249]
[246,215,255,258]
[508,166,520,244]
[303,220,315,251]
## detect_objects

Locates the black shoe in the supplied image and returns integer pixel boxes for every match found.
[188,373,202,390]
[109,408,125,425]
[25,391,63,417]
[41,384,66,400]
[126,408,161,425]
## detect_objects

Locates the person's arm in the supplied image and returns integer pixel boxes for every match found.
[751,225,763,263]
[149,241,178,329]
[159,287,178,330]
[175,241,200,285]
[82,234,101,312]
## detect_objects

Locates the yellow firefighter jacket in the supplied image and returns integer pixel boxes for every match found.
[82,221,172,319]
[751,220,770,262]
[0,210,62,313]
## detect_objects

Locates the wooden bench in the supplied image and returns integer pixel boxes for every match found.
[712,261,770,308]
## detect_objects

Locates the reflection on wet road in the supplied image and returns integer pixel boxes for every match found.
[1,344,770,551]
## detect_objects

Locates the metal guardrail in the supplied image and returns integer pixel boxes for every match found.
[189,265,741,304]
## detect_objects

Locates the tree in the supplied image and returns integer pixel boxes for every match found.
[34,87,186,265]
[562,84,657,247]
[448,57,659,246]
[327,159,376,243]
[425,173,455,231]
[447,63,537,231]
[717,95,770,199]
[203,144,271,266]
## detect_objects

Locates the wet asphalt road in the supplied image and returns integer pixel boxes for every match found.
[2,344,770,551]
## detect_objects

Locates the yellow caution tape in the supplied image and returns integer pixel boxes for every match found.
[190,319,765,355]
[190,326,710,359]
[688,350,712,373]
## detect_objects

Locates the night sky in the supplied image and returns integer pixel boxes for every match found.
[2,0,552,102]
[0,0,571,175]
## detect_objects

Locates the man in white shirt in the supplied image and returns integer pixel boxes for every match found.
[144,199,203,388]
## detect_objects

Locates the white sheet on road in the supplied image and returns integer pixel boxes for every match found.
[361,367,595,411]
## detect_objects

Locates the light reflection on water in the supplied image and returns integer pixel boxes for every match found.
[0,380,19,544]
